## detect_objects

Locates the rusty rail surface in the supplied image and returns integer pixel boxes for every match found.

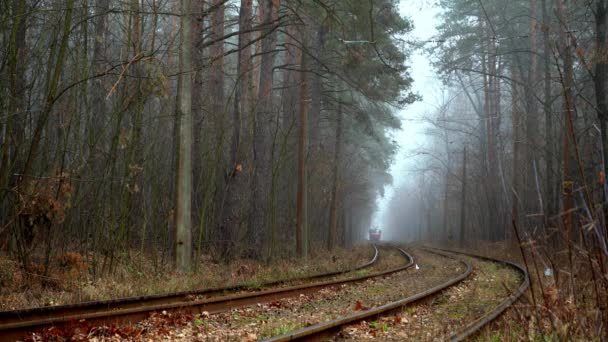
[0,245,414,341]
[425,247,530,342]
[264,246,528,342]
[1,244,379,319]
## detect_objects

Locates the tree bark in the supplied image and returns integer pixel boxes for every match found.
[0,0,27,198]
[459,147,467,246]
[482,18,501,240]
[296,49,308,258]
[556,0,574,243]
[221,0,252,258]
[191,0,204,218]
[309,23,325,151]
[526,0,541,227]
[88,0,109,156]
[281,23,301,131]
[327,104,342,251]
[175,0,193,272]
[209,0,225,137]
[594,0,608,221]
[511,63,524,231]
[443,170,449,239]
[21,0,74,184]
[252,0,280,258]
[541,0,556,218]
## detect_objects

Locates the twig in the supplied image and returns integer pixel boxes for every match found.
[106,52,146,99]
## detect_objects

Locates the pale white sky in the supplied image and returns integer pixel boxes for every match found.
[372,0,442,232]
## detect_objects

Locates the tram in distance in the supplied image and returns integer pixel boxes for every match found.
[369,227,382,241]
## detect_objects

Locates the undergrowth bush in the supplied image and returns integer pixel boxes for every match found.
[0,243,372,311]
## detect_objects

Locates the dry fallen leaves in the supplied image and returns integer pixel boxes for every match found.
[354,300,368,311]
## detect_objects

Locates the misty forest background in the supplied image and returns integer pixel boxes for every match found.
[2,0,608,281]
[387,0,608,255]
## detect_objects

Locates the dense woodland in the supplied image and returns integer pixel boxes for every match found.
[3,0,608,276]
[381,2,608,334]
[387,0,608,249]
[4,0,608,338]
[0,0,415,274]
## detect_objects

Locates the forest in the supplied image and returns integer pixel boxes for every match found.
[0,0,414,273]
[1,0,607,340]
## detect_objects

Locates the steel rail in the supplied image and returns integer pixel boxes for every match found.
[263,247,473,342]
[0,245,413,341]
[0,245,378,324]
[262,246,528,342]
[423,246,530,342]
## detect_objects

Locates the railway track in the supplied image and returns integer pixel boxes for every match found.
[0,244,414,341]
[264,246,528,342]
[432,247,530,341]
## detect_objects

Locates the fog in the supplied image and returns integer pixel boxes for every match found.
[371,1,442,242]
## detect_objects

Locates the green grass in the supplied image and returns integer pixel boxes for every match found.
[256,314,268,322]
[447,302,469,320]
[431,292,449,306]
[260,322,302,337]
[355,269,369,277]
[367,284,388,295]
[403,306,416,315]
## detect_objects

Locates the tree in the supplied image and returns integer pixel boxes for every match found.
[252,0,280,259]
[221,0,253,260]
[0,0,415,274]
[593,0,608,222]
[327,103,342,251]
[175,0,193,272]
[296,44,309,258]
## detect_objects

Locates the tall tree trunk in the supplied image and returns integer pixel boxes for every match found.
[345,207,352,248]
[252,0,280,258]
[327,104,342,251]
[443,170,449,239]
[594,0,608,221]
[278,18,300,252]
[296,50,309,258]
[116,0,144,250]
[541,0,556,218]
[309,23,325,151]
[442,125,450,239]
[459,146,467,246]
[281,23,300,131]
[21,0,74,184]
[251,3,264,104]
[175,0,193,272]
[1,0,27,198]
[556,0,574,243]
[221,0,252,258]
[526,0,541,229]
[191,0,204,231]
[207,0,226,255]
[511,63,524,231]
[209,0,225,141]
[88,0,109,159]
[482,18,501,240]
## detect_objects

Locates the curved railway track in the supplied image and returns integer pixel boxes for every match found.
[264,245,528,342]
[0,245,414,341]
[1,244,379,323]
[430,247,530,341]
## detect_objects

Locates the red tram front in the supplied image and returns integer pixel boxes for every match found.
[369,228,382,241]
